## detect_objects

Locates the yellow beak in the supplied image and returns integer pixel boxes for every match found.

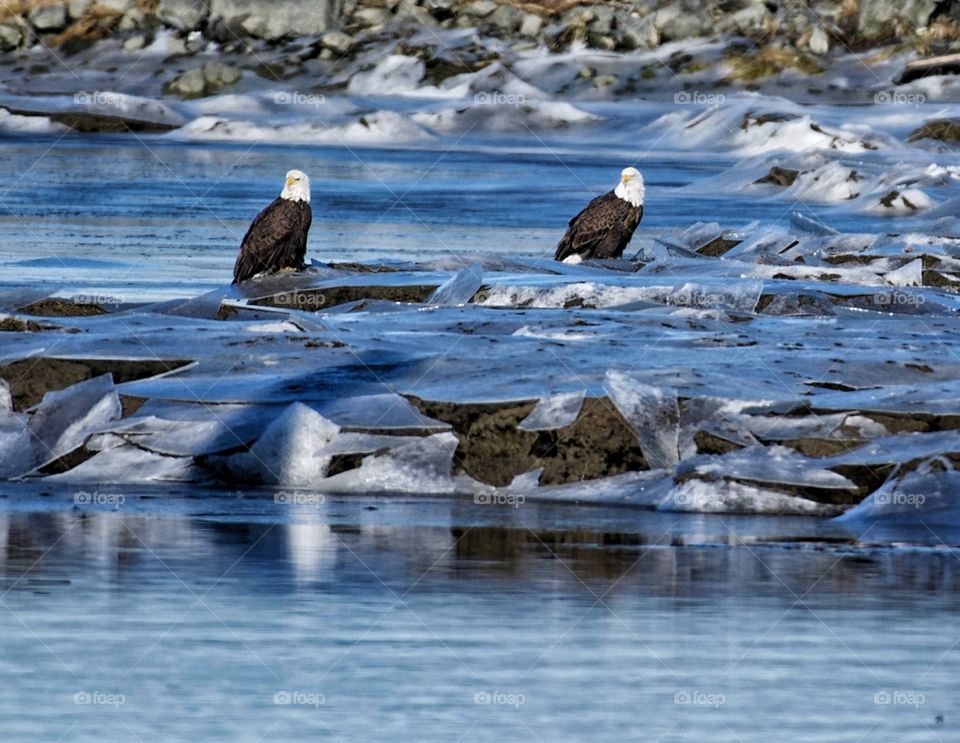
[286,177,295,187]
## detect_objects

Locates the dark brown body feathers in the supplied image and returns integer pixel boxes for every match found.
[554,191,643,262]
[232,197,312,283]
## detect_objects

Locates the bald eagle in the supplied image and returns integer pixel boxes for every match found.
[232,170,312,283]
[554,167,644,263]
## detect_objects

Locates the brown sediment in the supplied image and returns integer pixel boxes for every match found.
[0,358,193,411]
[18,298,109,316]
[407,395,647,486]
[251,284,438,311]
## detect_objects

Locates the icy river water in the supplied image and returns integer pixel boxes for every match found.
[1,485,959,742]
[2,110,960,740]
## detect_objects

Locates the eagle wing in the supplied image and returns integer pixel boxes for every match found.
[233,198,312,283]
[554,191,643,262]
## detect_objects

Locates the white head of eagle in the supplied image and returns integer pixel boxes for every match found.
[614,167,644,208]
[281,169,311,203]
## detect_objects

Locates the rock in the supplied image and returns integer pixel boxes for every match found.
[320,29,355,55]
[203,60,241,88]
[29,3,68,32]
[619,13,658,49]
[211,0,336,40]
[809,25,829,55]
[167,67,206,98]
[0,24,22,51]
[98,0,133,12]
[594,73,618,88]
[157,0,211,30]
[716,3,768,35]
[519,13,542,37]
[488,4,520,33]
[352,7,387,27]
[907,119,960,143]
[123,34,146,51]
[169,63,241,97]
[118,7,145,31]
[586,6,615,34]
[588,33,616,51]
[858,0,938,38]
[754,166,801,187]
[68,0,93,18]
[461,0,498,18]
[654,3,711,42]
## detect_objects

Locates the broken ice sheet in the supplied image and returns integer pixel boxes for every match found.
[321,432,478,494]
[836,458,960,524]
[0,409,32,478]
[29,374,121,467]
[678,445,856,490]
[427,263,483,306]
[518,390,586,431]
[603,370,679,469]
[658,478,841,516]
[883,258,923,287]
[228,402,340,487]
[45,443,195,483]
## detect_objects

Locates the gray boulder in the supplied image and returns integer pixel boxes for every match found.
[157,0,211,30]
[320,29,355,54]
[653,1,712,42]
[68,0,93,18]
[518,13,542,38]
[99,0,133,12]
[29,3,67,31]
[857,0,938,37]
[167,61,241,98]
[460,0,498,18]
[619,13,658,49]
[211,0,339,40]
[0,23,23,51]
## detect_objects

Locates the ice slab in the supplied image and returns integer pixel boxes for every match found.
[29,374,121,467]
[603,371,679,469]
[659,479,841,516]
[427,263,483,306]
[518,391,586,431]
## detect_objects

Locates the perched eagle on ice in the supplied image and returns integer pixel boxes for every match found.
[232,170,312,283]
[554,167,644,263]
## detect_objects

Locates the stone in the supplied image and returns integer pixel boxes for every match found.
[98,0,133,12]
[619,13,658,49]
[586,5,615,34]
[118,7,145,31]
[123,34,146,51]
[653,2,711,42]
[320,29,355,55]
[716,3,768,35]
[167,67,206,97]
[0,24,22,51]
[809,25,829,55]
[857,0,938,38]
[29,4,67,32]
[353,7,388,27]
[594,73,618,88]
[460,0,498,18]
[157,0,211,30]
[68,0,93,18]
[211,0,336,40]
[488,4,520,33]
[588,33,616,51]
[519,12,542,37]
[203,60,242,87]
